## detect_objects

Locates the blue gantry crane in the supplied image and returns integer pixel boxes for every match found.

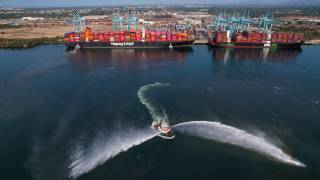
[212,11,228,31]
[71,10,85,33]
[113,13,138,31]
[210,10,257,34]
[126,14,138,31]
[226,10,253,33]
[238,10,252,31]
[113,13,124,31]
[258,11,275,32]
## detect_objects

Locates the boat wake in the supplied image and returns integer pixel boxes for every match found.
[69,128,158,178]
[137,82,171,124]
[174,121,306,167]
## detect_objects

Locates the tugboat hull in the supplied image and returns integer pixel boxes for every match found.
[158,131,176,140]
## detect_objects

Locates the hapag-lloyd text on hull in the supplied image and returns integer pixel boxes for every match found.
[111,42,135,46]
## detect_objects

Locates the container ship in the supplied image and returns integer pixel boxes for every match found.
[209,31,304,49]
[208,12,304,49]
[64,12,195,49]
[65,28,194,49]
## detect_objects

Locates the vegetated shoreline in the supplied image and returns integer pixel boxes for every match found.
[0,37,319,49]
[0,37,64,49]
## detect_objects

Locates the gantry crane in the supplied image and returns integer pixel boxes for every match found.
[71,10,85,32]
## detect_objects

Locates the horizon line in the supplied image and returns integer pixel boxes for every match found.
[1,3,319,9]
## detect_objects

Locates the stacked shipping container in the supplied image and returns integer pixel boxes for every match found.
[234,32,266,43]
[65,27,190,43]
[271,32,304,43]
[214,32,228,43]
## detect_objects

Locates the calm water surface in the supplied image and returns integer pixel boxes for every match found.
[0,45,319,180]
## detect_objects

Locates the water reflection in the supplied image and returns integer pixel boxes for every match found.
[67,48,193,72]
[211,48,302,64]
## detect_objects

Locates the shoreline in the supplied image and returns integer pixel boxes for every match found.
[0,37,64,49]
[0,38,319,49]
[303,40,320,45]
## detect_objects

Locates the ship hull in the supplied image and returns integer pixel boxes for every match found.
[209,41,303,49]
[66,40,194,49]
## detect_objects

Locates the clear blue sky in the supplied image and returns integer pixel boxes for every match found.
[0,0,318,8]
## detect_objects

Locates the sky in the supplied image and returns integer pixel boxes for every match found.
[0,0,319,8]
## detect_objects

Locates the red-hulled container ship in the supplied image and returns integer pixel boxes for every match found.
[208,31,304,49]
[64,12,195,49]
[208,12,304,49]
[65,27,195,49]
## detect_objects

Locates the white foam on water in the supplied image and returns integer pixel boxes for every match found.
[69,83,306,179]
[137,82,171,123]
[68,83,170,178]
[174,121,306,167]
[69,128,158,178]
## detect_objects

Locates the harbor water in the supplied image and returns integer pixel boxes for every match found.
[0,45,319,180]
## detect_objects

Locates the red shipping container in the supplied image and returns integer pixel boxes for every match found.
[69,37,75,42]
[160,32,166,41]
[103,33,109,42]
[99,33,104,41]
[166,32,172,41]
[136,35,141,41]
[120,36,125,42]
[93,33,99,41]
[75,35,80,42]
[172,35,177,41]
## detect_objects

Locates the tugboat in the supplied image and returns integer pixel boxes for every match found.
[152,121,175,140]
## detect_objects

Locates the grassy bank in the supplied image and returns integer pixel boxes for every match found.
[0,24,23,29]
[0,37,64,48]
